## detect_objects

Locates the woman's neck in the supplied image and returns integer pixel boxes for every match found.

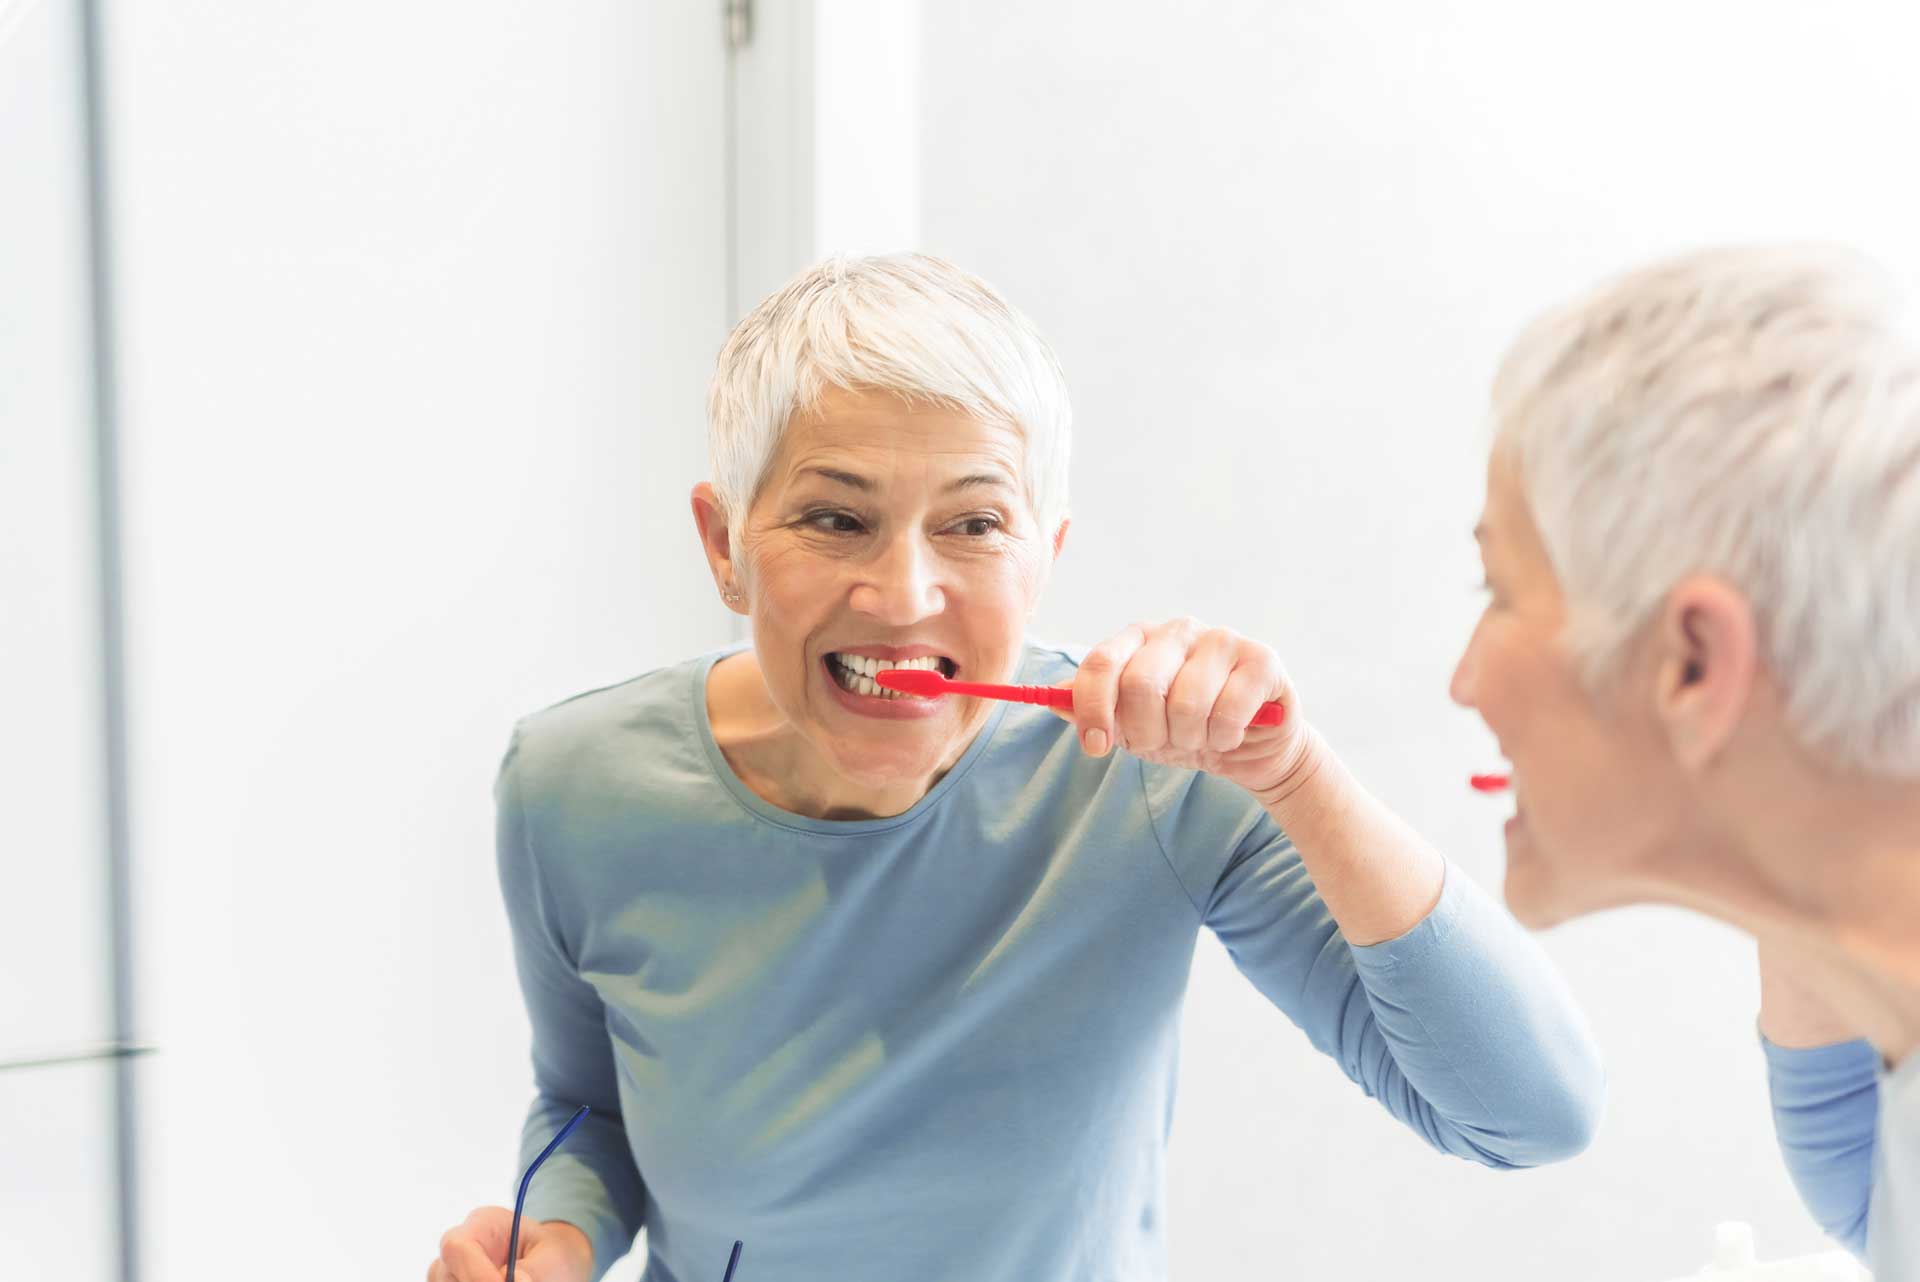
[1728,774,1920,1065]
[704,650,953,821]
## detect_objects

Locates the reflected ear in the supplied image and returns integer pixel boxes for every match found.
[1654,576,1759,771]
[1051,517,1071,560]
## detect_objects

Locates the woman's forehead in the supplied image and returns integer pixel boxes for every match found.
[774,393,1026,488]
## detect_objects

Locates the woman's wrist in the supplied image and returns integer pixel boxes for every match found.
[542,1219,595,1274]
[1242,721,1328,814]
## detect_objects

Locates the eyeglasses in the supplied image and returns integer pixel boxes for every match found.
[508,1104,745,1282]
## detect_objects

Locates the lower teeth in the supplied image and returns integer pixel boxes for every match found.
[831,660,906,699]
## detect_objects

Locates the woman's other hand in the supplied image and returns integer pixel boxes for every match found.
[1061,618,1311,797]
[427,1208,592,1282]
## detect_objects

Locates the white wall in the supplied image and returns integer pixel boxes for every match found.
[109,4,733,1277]
[915,3,1920,1279]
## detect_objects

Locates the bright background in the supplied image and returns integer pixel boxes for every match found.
[9,2,1920,1279]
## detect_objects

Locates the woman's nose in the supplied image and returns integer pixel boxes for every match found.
[849,534,945,624]
[1448,642,1477,710]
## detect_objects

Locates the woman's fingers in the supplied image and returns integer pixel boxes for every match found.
[1164,627,1240,752]
[1112,618,1202,754]
[461,1206,515,1261]
[440,1232,504,1282]
[1073,622,1147,755]
[1075,618,1291,765]
[1209,650,1283,753]
[436,1207,520,1282]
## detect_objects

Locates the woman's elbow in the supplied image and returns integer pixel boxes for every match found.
[1526,1081,1606,1165]
[1520,1033,1610,1166]
[1480,1073,1608,1170]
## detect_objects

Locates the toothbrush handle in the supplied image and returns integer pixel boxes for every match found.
[941,679,1079,711]
[1023,683,1077,712]
[1245,700,1288,728]
[988,682,1287,728]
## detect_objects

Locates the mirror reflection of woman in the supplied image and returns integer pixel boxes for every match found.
[1455,247,1920,1279]
[427,254,1604,1282]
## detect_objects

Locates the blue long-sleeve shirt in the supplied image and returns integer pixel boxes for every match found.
[1765,1033,1919,1279]
[496,640,1606,1282]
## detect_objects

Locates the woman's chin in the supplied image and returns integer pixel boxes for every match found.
[1501,820,1572,928]
[1503,874,1574,929]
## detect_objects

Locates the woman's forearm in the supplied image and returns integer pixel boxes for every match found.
[1248,725,1445,946]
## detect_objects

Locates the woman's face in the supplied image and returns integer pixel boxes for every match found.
[1450,456,1693,926]
[722,386,1061,797]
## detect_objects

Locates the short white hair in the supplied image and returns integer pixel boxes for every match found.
[707,252,1072,540]
[1492,245,1920,777]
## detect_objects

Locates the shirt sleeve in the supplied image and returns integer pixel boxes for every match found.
[496,721,648,1279]
[1760,1032,1880,1258]
[1146,765,1606,1170]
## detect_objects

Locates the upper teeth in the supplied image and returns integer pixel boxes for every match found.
[830,653,943,677]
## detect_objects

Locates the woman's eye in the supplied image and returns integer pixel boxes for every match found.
[953,516,1001,537]
[805,510,866,534]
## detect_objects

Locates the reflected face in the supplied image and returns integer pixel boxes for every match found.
[732,386,1057,796]
[1449,455,1683,926]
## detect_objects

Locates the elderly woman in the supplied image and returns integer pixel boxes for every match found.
[1452,247,1920,1278]
[430,254,1603,1282]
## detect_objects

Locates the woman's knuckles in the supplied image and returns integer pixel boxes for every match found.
[1166,695,1211,725]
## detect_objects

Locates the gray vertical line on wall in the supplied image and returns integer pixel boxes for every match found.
[724,0,740,322]
[723,0,746,644]
[75,0,143,1277]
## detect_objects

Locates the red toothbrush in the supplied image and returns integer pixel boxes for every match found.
[874,667,1288,727]
[1470,773,1511,792]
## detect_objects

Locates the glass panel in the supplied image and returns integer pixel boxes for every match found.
[0,0,114,1057]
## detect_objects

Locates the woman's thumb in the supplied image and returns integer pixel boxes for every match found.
[513,1233,586,1282]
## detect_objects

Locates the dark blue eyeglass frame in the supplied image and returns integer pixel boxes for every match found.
[506,1104,591,1282]
[507,1104,743,1282]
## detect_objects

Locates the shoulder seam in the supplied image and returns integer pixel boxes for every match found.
[505,742,581,971]
[1139,756,1206,922]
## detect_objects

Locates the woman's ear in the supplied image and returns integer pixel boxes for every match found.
[690,483,743,609]
[1051,517,1071,560]
[1654,575,1760,772]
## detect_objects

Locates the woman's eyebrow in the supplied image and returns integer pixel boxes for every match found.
[946,471,1015,494]
[799,466,872,492]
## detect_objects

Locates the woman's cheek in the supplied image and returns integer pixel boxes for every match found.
[997,538,1051,610]
[746,539,829,611]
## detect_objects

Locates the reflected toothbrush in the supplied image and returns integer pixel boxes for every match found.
[873,667,1287,727]
[1470,773,1511,792]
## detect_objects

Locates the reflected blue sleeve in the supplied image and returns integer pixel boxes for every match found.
[1761,1033,1879,1258]
[496,723,648,1280]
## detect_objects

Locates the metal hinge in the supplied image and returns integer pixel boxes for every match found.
[725,0,752,49]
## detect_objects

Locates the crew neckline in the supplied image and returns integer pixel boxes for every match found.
[690,640,1018,837]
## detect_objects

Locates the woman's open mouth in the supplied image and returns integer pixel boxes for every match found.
[825,652,956,700]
